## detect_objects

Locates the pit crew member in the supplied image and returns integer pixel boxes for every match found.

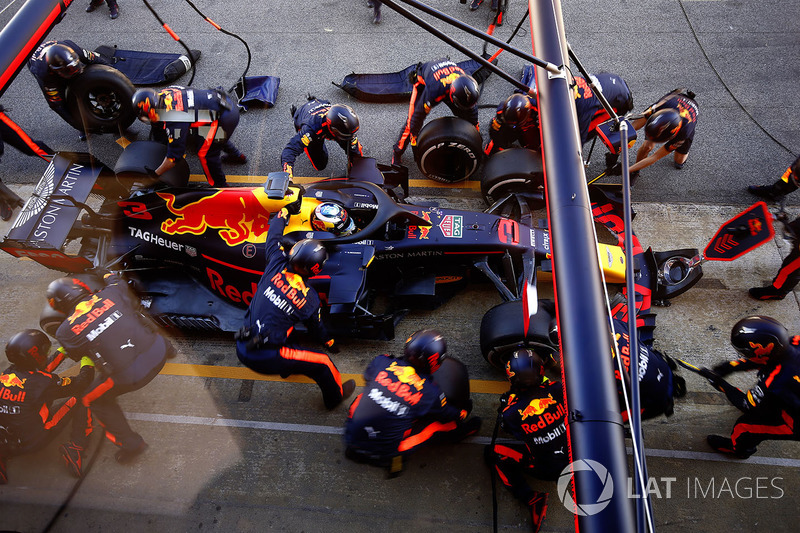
[628,88,698,173]
[281,97,363,177]
[28,40,112,139]
[132,86,246,187]
[236,207,356,409]
[746,155,800,300]
[344,329,481,472]
[47,272,171,475]
[700,316,800,458]
[86,0,119,20]
[392,58,480,165]
[485,348,566,533]
[484,93,540,156]
[0,329,94,484]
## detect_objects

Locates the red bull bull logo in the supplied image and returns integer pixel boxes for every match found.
[518,394,557,419]
[70,297,116,335]
[68,294,101,324]
[158,189,276,247]
[0,373,27,402]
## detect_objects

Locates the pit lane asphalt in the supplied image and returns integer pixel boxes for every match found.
[0,1,799,532]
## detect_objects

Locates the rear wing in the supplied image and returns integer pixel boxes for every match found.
[1,153,110,272]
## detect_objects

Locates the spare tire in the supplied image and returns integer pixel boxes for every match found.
[412,116,483,183]
[481,148,544,206]
[66,64,136,134]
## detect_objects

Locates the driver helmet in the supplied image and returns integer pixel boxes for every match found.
[5,329,51,371]
[449,74,480,110]
[326,104,360,141]
[288,239,328,278]
[403,329,447,375]
[730,316,790,364]
[644,108,682,143]
[502,94,534,126]
[311,202,355,236]
[45,43,83,79]
[505,348,545,387]
[46,277,92,313]
[132,88,160,124]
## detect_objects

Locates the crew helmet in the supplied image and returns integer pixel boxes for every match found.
[46,44,83,78]
[403,329,447,375]
[644,108,682,143]
[730,316,790,364]
[311,202,356,236]
[326,104,360,141]
[5,329,51,371]
[132,88,160,124]
[505,348,545,387]
[46,277,92,313]
[449,74,480,110]
[502,94,534,126]
[287,239,328,277]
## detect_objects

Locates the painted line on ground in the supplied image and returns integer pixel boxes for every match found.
[159,362,510,394]
[125,411,800,468]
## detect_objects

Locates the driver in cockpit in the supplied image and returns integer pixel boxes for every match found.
[311,202,356,237]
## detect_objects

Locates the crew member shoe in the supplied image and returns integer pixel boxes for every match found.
[0,454,8,484]
[109,5,119,19]
[373,6,382,24]
[0,200,12,222]
[674,162,684,170]
[115,440,148,463]
[342,379,356,402]
[491,0,499,10]
[706,435,755,459]
[748,286,787,301]
[470,0,483,10]
[527,491,549,533]
[747,184,783,202]
[222,153,248,165]
[86,0,104,13]
[59,442,85,478]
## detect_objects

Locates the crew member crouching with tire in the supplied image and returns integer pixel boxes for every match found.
[47,272,171,475]
[28,40,112,140]
[132,86,246,187]
[485,348,567,533]
[235,205,355,410]
[392,58,480,165]
[344,329,481,475]
[484,92,540,156]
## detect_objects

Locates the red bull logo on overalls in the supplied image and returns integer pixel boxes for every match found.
[0,373,27,402]
[518,394,557,419]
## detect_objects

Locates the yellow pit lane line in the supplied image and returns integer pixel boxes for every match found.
[159,362,510,394]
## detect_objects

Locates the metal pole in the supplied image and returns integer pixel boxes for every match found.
[621,122,655,532]
[530,0,635,530]
[0,0,71,99]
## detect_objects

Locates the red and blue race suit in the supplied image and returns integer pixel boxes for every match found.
[485,377,569,503]
[711,339,800,455]
[484,94,540,156]
[345,355,464,460]
[55,273,169,453]
[27,39,111,131]
[281,98,364,175]
[151,85,241,186]
[0,355,93,463]
[647,90,699,155]
[236,214,348,409]
[393,58,479,162]
[573,73,633,145]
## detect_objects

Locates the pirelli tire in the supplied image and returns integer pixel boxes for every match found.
[66,64,136,134]
[479,300,555,369]
[481,148,544,205]
[412,116,483,183]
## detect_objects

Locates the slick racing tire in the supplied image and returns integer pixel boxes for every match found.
[481,148,544,205]
[114,140,190,188]
[412,116,483,183]
[479,300,556,369]
[66,64,136,134]
[40,304,66,337]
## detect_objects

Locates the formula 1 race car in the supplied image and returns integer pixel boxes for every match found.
[1,141,702,366]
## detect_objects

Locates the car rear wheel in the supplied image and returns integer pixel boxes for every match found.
[479,299,555,369]
[481,148,544,205]
[66,64,136,134]
[412,116,483,183]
